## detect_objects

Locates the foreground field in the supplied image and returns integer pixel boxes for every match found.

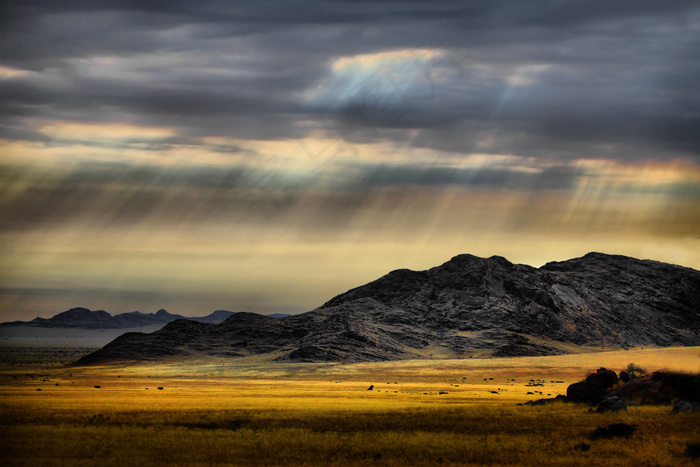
[1,347,699,466]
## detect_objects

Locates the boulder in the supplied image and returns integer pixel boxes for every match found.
[567,381,595,404]
[596,396,627,413]
[567,368,619,404]
[586,368,618,389]
[673,400,700,413]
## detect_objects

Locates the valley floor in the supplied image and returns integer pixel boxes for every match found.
[0,347,698,466]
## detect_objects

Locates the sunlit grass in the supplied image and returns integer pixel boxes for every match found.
[1,347,698,466]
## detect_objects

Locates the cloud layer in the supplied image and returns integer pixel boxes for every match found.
[1,1,699,320]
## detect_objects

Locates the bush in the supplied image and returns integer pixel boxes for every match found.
[625,363,646,380]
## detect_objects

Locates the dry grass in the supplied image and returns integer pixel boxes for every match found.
[1,346,699,466]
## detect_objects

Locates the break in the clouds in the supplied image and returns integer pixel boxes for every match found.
[1,1,699,321]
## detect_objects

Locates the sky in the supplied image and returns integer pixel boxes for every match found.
[1,1,699,322]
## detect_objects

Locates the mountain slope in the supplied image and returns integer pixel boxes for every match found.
[74,253,700,365]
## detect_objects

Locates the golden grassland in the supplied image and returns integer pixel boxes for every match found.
[1,347,699,466]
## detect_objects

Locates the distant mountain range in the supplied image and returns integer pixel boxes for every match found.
[74,252,700,365]
[1,308,289,329]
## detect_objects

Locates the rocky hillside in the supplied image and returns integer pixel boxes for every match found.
[74,252,700,365]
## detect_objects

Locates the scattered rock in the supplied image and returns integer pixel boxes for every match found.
[685,442,700,458]
[94,385,101,389]
[367,385,374,391]
[525,399,552,406]
[524,395,566,406]
[590,423,636,440]
[596,396,627,413]
[574,442,591,452]
[157,387,164,390]
[673,400,700,413]
[439,391,448,395]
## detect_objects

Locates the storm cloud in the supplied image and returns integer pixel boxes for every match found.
[2,1,698,155]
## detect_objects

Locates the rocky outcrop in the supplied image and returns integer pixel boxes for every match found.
[73,252,700,365]
[566,370,700,407]
[607,371,700,405]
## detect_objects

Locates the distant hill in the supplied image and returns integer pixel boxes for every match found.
[74,252,700,365]
[1,308,289,330]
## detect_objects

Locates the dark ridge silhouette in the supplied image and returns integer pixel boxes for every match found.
[1,308,291,330]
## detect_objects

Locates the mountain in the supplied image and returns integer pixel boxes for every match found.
[1,308,244,329]
[74,253,700,365]
[186,310,237,324]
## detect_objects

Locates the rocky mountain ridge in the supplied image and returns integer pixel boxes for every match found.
[74,252,700,365]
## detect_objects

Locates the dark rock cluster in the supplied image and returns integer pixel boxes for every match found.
[607,371,700,405]
[564,369,699,411]
[566,368,619,405]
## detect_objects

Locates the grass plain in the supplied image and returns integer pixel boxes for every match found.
[1,346,699,466]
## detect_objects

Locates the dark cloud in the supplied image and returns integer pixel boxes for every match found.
[1,1,698,161]
[529,0,700,28]
[352,162,582,192]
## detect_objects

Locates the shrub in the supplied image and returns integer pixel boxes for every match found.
[625,363,646,380]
